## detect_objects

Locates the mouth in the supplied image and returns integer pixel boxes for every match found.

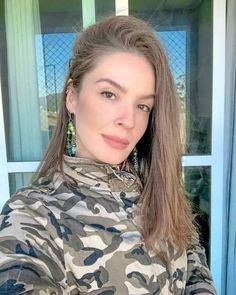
[102,134,129,150]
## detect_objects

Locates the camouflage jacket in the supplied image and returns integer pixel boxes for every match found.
[0,156,216,294]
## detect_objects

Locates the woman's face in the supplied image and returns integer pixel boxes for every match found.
[66,51,155,164]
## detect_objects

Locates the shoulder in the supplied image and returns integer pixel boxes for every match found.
[1,172,84,219]
[0,177,66,243]
[1,176,58,217]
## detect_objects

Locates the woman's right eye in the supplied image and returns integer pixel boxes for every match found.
[101,91,116,100]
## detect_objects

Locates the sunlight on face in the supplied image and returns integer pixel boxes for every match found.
[66,51,155,164]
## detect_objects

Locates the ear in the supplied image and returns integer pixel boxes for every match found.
[65,80,76,113]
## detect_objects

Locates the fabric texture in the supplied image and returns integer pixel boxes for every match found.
[0,155,216,294]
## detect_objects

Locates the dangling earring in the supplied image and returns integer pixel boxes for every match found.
[66,112,76,157]
[132,146,139,173]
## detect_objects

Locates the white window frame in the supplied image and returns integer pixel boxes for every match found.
[0,0,226,293]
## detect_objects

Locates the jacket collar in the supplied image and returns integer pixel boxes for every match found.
[62,155,142,195]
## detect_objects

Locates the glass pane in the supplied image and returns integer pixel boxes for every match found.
[9,173,35,195]
[1,0,115,162]
[95,0,115,21]
[184,166,211,262]
[1,0,81,161]
[129,0,213,155]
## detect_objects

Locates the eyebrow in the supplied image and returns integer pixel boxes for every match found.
[95,78,155,99]
[95,78,127,93]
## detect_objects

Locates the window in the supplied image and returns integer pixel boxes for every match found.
[0,1,225,292]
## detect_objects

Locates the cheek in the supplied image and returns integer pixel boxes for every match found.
[75,100,106,132]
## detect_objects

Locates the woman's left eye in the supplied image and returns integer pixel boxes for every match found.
[101,91,116,100]
[138,104,151,113]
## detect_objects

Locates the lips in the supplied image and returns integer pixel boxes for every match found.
[102,134,129,150]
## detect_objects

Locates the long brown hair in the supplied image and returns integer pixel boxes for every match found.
[37,15,196,253]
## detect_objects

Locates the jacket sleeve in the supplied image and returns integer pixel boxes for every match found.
[0,192,66,295]
[185,237,217,295]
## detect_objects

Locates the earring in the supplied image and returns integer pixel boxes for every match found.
[66,112,76,157]
[132,146,139,173]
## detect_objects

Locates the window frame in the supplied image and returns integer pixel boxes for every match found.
[0,0,226,293]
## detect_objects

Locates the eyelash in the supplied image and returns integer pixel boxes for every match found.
[101,91,117,100]
[138,104,151,113]
[101,91,152,113]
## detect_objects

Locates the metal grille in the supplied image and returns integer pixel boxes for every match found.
[158,30,187,145]
[158,30,187,100]
[36,32,76,139]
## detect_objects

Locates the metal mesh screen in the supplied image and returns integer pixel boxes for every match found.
[159,30,187,146]
[36,32,76,141]
[158,30,187,100]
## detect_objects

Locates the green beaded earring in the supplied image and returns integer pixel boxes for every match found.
[66,112,76,157]
[132,146,139,173]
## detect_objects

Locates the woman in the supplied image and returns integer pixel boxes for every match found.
[0,15,216,294]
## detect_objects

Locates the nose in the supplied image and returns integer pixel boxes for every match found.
[114,104,135,129]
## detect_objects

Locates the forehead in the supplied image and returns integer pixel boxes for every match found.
[84,51,156,91]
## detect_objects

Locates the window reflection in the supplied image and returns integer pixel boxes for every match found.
[36,32,76,151]
[36,0,116,154]
[129,0,213,155]
[9,173,35,195]
[184,166,211,262]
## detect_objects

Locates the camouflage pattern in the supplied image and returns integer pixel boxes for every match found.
[0,155,216,294]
